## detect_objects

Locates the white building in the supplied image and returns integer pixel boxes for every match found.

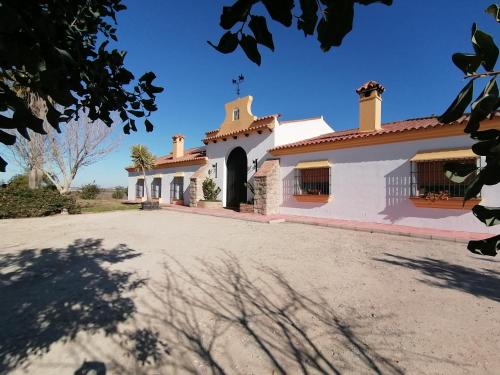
[127,81,500,234]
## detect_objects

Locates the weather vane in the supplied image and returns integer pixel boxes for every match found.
[232,74,245,97]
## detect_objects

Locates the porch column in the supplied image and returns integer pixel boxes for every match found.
[254,159,280,215]
[189,164,209,207]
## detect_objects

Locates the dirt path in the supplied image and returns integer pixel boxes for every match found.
[0,210,499,374]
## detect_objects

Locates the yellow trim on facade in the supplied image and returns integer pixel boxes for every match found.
[410,148,477,162]
[294,194,332,203]
[296,160,330,169]
[174,172,185,177]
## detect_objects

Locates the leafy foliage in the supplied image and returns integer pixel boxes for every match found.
[202,177,221,201]
[79,183,101,200]
[210,0,393,65]
[439,4,500,256]
[0,176,80,218]
[0,0,164,172]
[130,144,155,202]
[112,186,127,199]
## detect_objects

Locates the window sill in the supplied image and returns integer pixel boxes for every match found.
[409,197,480,210]
[294,194,332,203]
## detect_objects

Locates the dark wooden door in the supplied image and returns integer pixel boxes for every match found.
[226,147,247,208]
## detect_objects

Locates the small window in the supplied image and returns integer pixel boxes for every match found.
[294,168,330,196]
[135,179,144,198]
[233,108,240,121]
[411,158,479,199]
[151,178,161,199]
[170,176,184,201]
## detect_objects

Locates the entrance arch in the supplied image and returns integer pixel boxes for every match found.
[226,147,247,208]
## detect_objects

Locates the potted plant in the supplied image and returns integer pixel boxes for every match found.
[130,144,159,210]
[198,177,222,209]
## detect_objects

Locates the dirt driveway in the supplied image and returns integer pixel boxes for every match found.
[0,210,499,374]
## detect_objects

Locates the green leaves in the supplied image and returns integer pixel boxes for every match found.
[317,1,355,52]
[0,0,163,173]
[438,80,474,124]
[208,32,239,54]
[220,0,254,30]
[144,119,154,132]
[472,205,500,226]
[213,0,393,65]
[298,0,318,36]
[452,53,481,75]
[465,77,499,133]
[443,161,477,183]
[262,0,294,27]
[249,15,274,51]
[467,235,500,256]
[472,23,499,71]
[239,34,261,65]
[486,4,500,22]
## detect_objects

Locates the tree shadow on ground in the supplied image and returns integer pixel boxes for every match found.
[375,253,500,303]
[132,252,405,375]
[0,238,145,373]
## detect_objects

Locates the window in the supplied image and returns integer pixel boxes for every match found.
[170,176,184,201]
[151,178,161,199]
[135,179,144,198]
[411,158,479,200]
[293,161,331,203]
[233,108,240,121]
[295,168,330,196]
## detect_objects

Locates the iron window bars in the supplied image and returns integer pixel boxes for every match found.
[410,158,481,199]
[294,167,331,196]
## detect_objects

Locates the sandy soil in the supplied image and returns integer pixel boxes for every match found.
[0,210,499,375]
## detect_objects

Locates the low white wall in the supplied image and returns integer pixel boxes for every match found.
[278,135,500,234]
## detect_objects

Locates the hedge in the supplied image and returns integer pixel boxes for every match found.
[0,184,81,219]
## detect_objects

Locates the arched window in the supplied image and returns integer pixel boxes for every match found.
[233,108,240,121]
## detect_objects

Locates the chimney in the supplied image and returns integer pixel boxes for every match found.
[356,81,385,132]
[172,134,185,158]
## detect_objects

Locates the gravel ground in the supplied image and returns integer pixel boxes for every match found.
[0,210,499,375]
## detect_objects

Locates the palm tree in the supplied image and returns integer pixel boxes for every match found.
[130,144,155,203]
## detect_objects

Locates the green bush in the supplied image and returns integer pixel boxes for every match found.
[80,183,100,199]
[0,183,81,219]
[112,186,127,199]
[202,177,221,201]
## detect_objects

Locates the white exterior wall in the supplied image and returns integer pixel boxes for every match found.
[206,131,276,206]
[274,117,333,147]
[278,135,500,234]
[127,164,202,205]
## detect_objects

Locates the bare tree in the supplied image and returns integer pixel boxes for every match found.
[10,111,120,194]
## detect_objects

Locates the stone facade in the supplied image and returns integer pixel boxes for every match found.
[189,165,209,207]
[254,159,280,215]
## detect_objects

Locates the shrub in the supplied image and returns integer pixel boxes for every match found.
[80,183,100,199]
[202,177,221,201]
[0,184,81,219]
[112,186,127,199]
[8,174,29,189]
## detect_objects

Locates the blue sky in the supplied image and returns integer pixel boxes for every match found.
[3,0,498,187]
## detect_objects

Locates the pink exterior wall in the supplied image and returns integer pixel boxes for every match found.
[278,135,500,234]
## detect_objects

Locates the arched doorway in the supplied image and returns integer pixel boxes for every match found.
[226,147,247,209]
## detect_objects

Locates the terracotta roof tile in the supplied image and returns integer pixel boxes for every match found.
[203,114,279,143]
[270,113,499,152]
[356,80,385,95]
[125,147,207,171]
